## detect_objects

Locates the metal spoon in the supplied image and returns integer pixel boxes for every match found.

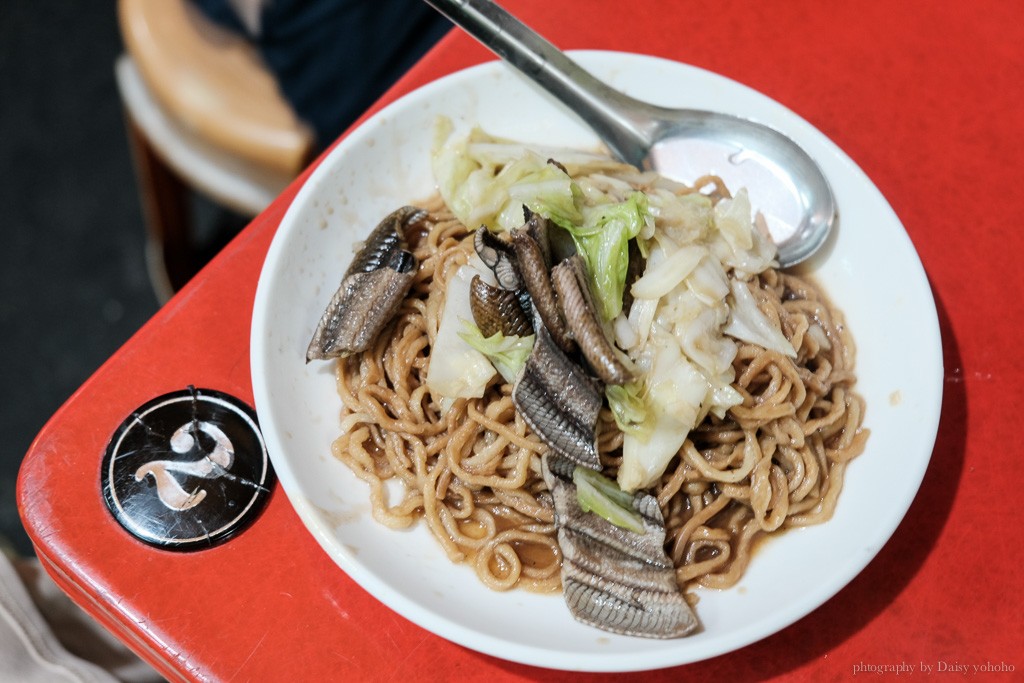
[424,0,835,267]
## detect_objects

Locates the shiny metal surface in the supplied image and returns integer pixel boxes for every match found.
[424,0,835,267]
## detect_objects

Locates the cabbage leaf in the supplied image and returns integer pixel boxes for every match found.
[560,191,649,321]
[724,278,797,357]
[425,263,497,402]
[458,321,535,384]
[605,381,650,438]
[574,467,645,533]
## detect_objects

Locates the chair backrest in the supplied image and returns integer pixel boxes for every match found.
[118,0,314,177]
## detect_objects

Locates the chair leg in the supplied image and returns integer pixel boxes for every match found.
[123,111,196,297]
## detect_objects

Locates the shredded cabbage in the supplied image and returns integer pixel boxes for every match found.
[430,120,786,491]
[618,330,708,491]
[432,119,628,233]
[615,190,773,490]
[630,245,706,300]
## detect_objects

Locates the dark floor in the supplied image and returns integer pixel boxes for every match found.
[1,2,159,555]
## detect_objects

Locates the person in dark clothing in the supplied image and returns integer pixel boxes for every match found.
[190,0,451,152]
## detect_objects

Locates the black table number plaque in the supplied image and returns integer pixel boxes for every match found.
[101,387,274,550]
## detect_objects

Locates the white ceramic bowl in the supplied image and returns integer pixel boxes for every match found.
[251,52,943,672]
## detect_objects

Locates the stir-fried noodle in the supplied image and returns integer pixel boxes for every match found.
[331,190,867,595]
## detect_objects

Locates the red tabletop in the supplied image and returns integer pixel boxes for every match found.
[19,1,1024,680]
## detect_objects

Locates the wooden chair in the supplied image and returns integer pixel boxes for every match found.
[115,0,314,298]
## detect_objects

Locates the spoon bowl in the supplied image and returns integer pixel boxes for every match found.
[425,0,835,267]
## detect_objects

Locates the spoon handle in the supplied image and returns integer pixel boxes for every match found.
[423,0,657,166]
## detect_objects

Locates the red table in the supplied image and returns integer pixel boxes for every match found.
[19,1,1024,680]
